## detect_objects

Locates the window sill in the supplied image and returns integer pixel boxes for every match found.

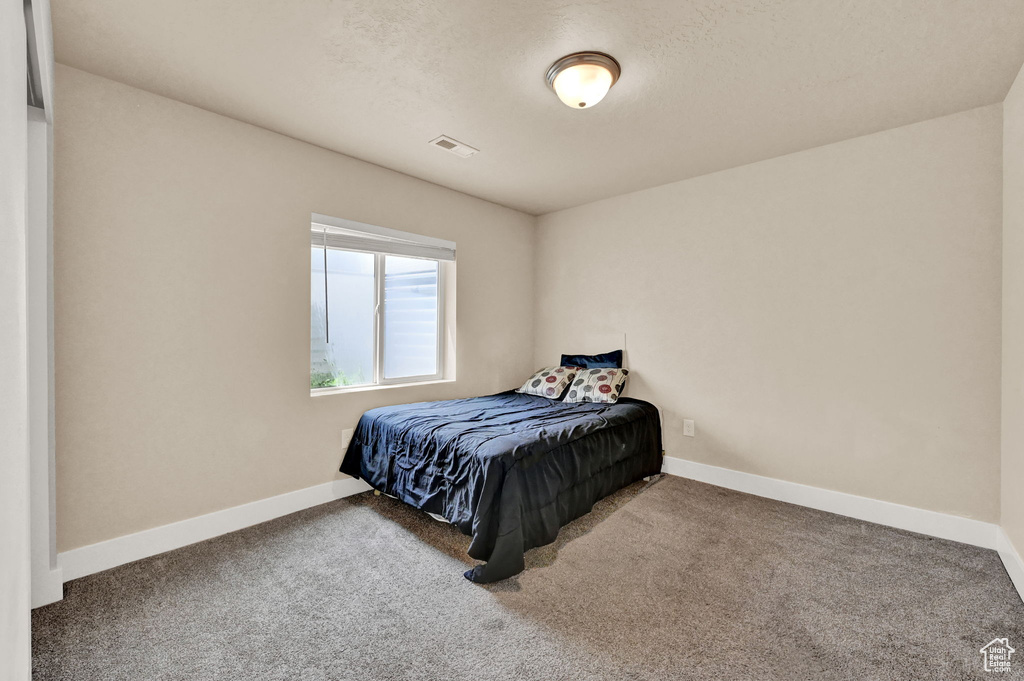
[310,378,455,397]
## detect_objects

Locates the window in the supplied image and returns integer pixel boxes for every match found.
[310,214,454,392]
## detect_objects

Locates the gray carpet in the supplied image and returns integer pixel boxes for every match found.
[33,476,1024,680]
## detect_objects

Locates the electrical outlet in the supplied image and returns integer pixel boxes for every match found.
[341,428,355,449]
[683,419,695,437]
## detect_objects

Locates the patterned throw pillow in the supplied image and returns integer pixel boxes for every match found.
[563,368,629,404]
[516,366,579,399]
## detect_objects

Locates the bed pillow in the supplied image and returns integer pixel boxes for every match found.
[563,368,629,404]
[516,366,579,399]
[559,349,623,369]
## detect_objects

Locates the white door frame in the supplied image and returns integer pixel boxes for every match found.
[25,0,62,608]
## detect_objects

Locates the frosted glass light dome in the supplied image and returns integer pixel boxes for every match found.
[546,52,620,110]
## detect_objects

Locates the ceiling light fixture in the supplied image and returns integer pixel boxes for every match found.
[545,51,620,109]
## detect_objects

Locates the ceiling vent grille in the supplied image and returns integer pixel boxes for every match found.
[429,135,479,158]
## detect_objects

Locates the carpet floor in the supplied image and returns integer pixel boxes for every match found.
[33,476,1024,680]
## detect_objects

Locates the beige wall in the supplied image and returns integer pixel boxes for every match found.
[536,105,1003,522]
[53,65,536,552]
[52,59,1013,551]
[1004,66,1024,553]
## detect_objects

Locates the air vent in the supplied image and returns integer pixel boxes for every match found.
[429,135,479,159]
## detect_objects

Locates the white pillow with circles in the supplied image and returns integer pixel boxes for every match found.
[516,366,579,399]
[562,367,629,404]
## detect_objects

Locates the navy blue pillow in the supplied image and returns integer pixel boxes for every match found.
[560,349,623,369]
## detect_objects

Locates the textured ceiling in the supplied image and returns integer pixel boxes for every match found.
[52,0,1024,215]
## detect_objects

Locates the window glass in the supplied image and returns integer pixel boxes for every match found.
[384,255,439,379]
[310,247,375,387]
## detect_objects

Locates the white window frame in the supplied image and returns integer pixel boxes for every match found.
[310,214,452,394]
[374,250,445,386]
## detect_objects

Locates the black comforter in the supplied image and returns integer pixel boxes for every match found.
[339,390,662,583]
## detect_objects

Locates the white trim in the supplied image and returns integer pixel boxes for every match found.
[311,377,455,396]
[27,114,59,608]
[311,210,456,256]
[59,477,371,583]
[660,456,999,549]
[374,252,384,384]
[54,455,1023,605]
[997,528,1024,605]
[31,567,62,608]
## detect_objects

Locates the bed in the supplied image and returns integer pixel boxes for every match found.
[339,390,662,583]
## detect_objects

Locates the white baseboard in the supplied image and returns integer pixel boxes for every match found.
[660,456,999,549]
[31,565,64,608]
[997,528,1024,605]
[52,460,1024,607]
[58,477,371,584]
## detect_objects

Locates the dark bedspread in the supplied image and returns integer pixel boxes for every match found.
[339,390,662,583]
